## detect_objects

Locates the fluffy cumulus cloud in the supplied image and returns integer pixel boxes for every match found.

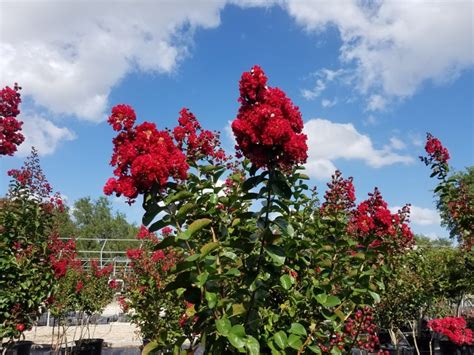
[0,1,226,121]
[17,115,76,157]
[1,0,471,155]
[289,0,473,108]
[391,205,441,226]
[303,118,413,179]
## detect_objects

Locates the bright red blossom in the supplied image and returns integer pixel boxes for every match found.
[231,65,307,170]
[137,225,156,240]
[173,108,227,163]
[428,317,473,345]
[425,133,450,164]
[107,104,136,132]
[104,105,188,203]
[348,188,413,251]
[0,83,24,156]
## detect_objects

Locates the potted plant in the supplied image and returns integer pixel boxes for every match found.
[121,226,183,350]
[72,260,115,355]
[0,148,63,354]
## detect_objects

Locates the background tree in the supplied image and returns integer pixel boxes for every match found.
[71,197,139,257]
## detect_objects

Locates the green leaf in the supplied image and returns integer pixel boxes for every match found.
[215,317,232,336]
[246,336,260,355]
[165,190,193,204]
[155,236,177,249]
[273,331,288,349]
[307,345,322,354]
[288,334,303,350]
[141,340,159,355]
[176,203,195,218]
[225,268,241,276]
[324,295,341,307]
[232,303,246,316]
[205,291,217,309]
[200,241,219,258]
[179,218,212,240]
[289,323,307,337]
[185,253,200,262]
[196,272,208,287]
[149,217,171,232]
[228,325,246,349]
[142,202,163,226]
[264,245,286,266]
[273,217,295,237]
[315,293,327,305]
[280,274,292,290]
[201,164,219,173]
[243,175,264,191]
[368,290,381,303]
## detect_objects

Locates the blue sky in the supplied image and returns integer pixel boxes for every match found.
[1,1,473,238]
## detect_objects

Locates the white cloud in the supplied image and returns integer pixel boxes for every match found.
[303,118,413,179]
[389,137,406,150]
[1,0,471,124]
[321,98,337,108]
[0,1,226,121]
[391,205,441,226]
[302,68,345,100]
[301,79,326,100]
[408,133,424,147]
[363,115,378,126]
[289,1,473,106]
[366,94,387,112]
[17,115,76,157]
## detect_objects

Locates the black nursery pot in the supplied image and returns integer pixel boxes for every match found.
[73,338,104,355]
[439,340,473,355]
[4,341,34,355]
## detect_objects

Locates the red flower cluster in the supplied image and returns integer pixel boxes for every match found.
[90,259,113,278]
[348,188,413,251]
[137,225,157,240]
[231,65,307,170]
[104,104,189,203]
[107,104,136,131]
[425,133,450,164]
[48,234,79,278]
[428,317,473,345]
[0,83,24,156]
[321,170,355,215]
[173,108,227,163]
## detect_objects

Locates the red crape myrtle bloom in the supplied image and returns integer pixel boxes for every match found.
[348,188,414,252]
[231,65,308,170]
[424,133,450,164]
[0,83,24,156]
[104,104,189,203]
[173,108,227,163]
[321,170,356,215]
[428,317,473,346]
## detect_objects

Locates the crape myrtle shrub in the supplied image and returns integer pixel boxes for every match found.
[0,149,65,341]
[421,133,473,251]
[105,66,414,354]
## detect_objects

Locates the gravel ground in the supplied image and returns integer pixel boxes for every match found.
[24,323,142,348]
